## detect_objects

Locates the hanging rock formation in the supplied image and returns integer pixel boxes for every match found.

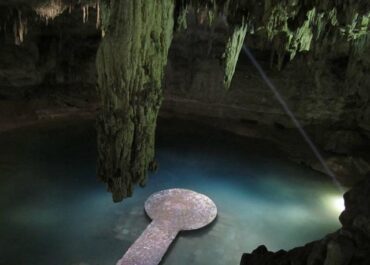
[95,0,175,202]
[222,21,248,89]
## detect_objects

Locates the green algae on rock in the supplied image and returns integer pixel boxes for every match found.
[95,0,175,202]
[222,21,248,89]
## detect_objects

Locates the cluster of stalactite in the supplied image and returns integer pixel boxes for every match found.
[0,0,103,45]
[96,0,175,202]
[176,0,370,80]
[3,0,368,82]
[249,1,370,71]
[33,0,67,23]
[34,0,102,28]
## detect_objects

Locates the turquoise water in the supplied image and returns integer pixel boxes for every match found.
[0,119,343,265]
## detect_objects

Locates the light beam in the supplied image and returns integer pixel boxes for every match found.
[241,44,344,193]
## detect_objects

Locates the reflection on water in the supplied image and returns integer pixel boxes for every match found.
[0,119,343,265]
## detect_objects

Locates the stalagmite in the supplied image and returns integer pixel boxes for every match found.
[96,0,175,202]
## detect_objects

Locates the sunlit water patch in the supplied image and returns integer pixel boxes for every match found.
[0,119,343,265]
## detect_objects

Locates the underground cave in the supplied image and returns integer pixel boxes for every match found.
[0,1,369,265]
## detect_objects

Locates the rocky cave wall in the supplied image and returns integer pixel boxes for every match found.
[0,0,369,197]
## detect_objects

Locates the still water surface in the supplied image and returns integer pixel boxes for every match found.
[0,119,343,265]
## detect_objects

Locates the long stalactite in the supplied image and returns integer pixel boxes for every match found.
[222,21,248,89]
[95,0,175,202]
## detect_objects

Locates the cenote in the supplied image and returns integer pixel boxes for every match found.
[0,118,344,265]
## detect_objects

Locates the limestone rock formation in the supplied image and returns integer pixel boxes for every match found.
[240,177,370,265]
[222,21,248,89]
[95,0,175,202]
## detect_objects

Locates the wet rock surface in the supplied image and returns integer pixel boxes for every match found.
[240,178,370,265]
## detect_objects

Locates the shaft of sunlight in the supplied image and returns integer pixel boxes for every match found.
[242,45,344,193]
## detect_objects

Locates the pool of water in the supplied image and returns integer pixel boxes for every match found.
[0,119,343,265]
